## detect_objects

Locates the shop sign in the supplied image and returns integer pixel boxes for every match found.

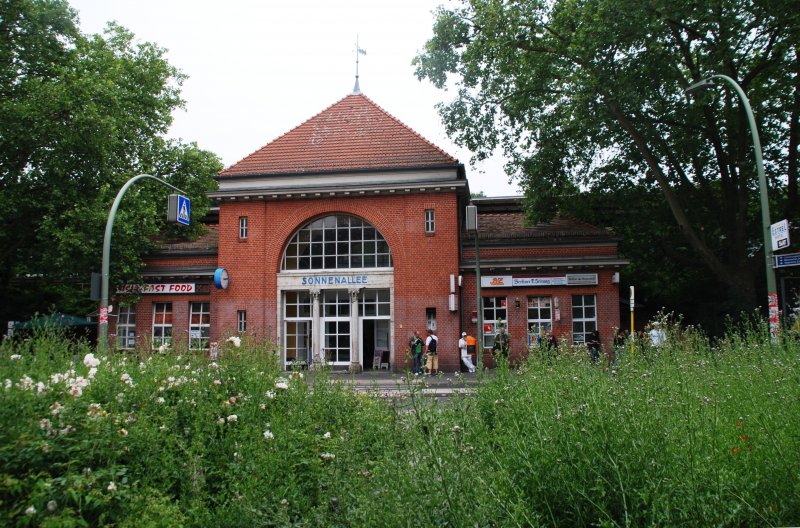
[566,273,598,286]
[481,273,598,287]
[117,283,196,294]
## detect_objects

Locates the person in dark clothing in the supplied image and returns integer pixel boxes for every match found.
[492,327,510,360]
[587,330,601,363]
[408,330,424,375]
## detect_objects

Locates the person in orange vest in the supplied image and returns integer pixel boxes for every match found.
[461,332,477,373]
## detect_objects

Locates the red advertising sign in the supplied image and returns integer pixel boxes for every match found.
[117,283,196,294]
[99,307,108,325]
[768,293,780,336]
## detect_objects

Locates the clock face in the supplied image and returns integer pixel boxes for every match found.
[214,268,230,289]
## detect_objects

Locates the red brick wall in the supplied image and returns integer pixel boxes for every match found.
[215,192,464,371]
[460,269,621,366]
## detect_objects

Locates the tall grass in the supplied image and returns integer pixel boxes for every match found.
[1,325,798,526]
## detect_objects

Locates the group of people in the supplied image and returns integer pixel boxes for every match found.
[408,328,481,375]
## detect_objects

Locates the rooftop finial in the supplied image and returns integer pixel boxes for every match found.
[353,36,366,94]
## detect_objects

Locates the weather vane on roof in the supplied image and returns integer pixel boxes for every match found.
[353,36,366,94]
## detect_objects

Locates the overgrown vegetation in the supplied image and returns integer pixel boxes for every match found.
[1,325,798,526]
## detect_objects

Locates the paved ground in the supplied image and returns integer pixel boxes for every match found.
[307,369,490,398]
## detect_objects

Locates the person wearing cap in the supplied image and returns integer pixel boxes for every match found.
[459,331,476,373]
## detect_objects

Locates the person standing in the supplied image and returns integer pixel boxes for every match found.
[425,328,439,375]
[459,331,476,373]
[408,330,424,375]
[587,329,601,363]
[492,326,510,360]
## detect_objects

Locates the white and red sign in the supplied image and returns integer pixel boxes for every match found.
[768,293,780,336]
[117,283,196,294]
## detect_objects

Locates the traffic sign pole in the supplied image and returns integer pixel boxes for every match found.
[99,174,187,351]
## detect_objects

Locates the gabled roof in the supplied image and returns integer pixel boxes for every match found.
[220,93,459,177]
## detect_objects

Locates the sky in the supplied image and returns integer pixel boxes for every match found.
[67,0,521,197]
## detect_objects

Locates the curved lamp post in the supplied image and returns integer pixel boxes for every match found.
[98,174,187,351]
[684,74,778,337]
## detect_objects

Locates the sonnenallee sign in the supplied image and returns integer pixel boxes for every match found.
[300,275,368,286]
[117,283,196,294]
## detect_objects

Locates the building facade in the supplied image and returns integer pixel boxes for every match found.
[111,92,627,370]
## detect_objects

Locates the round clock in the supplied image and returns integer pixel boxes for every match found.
[213,268,230,289]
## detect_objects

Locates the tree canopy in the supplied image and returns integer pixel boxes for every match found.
[0,0,221,326]
[414,0,799,325]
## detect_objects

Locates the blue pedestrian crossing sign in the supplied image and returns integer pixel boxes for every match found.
[167,194,191,226]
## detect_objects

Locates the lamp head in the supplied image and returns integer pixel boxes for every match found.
[684,78,715,96]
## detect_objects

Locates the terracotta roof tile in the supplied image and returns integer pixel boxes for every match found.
[220,93,459,176]
[468,214,617,242]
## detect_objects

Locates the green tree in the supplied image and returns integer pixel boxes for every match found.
[0,0,221,326]
[414,0,799,318]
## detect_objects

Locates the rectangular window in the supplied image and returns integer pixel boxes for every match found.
[189,302,210,350]
[571,294,597,345]
[239,216,248,239]
[425,209,435,233]
[527,296,553,345]
[359,289,390,317]
[426,307,437,331]
[237,310,247,333]
[152,302,173,348]
[116,305,136,350]
[284,292,312,365]
[482,296,508,349]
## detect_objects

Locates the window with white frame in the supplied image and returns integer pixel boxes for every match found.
[425,209,435,233]
[482,296,507,349]
[189,302,210,350]
[426,307,437,331]
[152,302,172,348]
[237,310,247,333]
[572,294,597,345]
[359,289,390,317]
[282,214,392,270]
[284,291,312,364]
[527,296,552,346]
[239,216,248,239]
[116,305,136,349]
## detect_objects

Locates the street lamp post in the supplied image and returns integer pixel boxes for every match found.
[466,203,483,369]
[99,174,187,351]
[684,74,779,337]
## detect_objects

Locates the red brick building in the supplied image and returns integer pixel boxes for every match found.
[112,92,627,371]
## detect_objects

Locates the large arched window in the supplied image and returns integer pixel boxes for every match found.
[282,214,393,270]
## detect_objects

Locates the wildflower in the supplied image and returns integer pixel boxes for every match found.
[227,336,241,348]
[4,379,11,389]
[157,397,165,404]
[157,343,169,354]
[226,414,238,423]
[290,371,303,380]
[47,500,57,512]
[83,353,100,368]
[451,425,462,433]
[275,378,289,390]
[107,481,117,492]
[40,418,52,431]
[259,403,266,410]
[69,385,82,397]
[213,379,222,386]
[229,396,237,404]
[159,425,168,431]
[263,430,274,440]
[25,505,36,516]
[320,452,335,461]
[10,354,21,361]
[217,417,225,425]
[323,431,332,439]
[280,498,289,506]
[17,375,34,391]
[120,373,135,386]
[35,381,48,394]
[87,367,98,378]
[265,390,275,399]
[209,362,219,368]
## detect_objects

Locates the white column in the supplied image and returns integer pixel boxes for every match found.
[349,287,361,373]
[310,288,321,366]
